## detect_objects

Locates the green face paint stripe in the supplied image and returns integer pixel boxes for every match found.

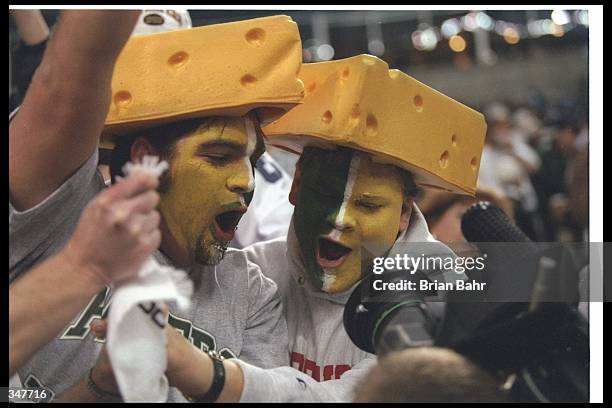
[245,190,255,206]
[222,201,246,211]
[293,147,354,289]
[208,223,217,241]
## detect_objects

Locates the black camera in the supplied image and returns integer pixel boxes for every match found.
[343,202,589,402]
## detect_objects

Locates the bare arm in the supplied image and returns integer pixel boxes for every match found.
[9,10,140,211]
[9,172,161,376]
[56,323,244,402]
[9,251,104,377]
[11,10,49,46]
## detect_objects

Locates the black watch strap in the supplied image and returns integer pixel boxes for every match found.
[191,351,226,403]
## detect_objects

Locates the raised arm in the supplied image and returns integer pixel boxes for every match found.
[11,10,49,46]
[9,10,140,211]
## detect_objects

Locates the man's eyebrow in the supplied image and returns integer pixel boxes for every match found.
[356,193,388,201]
[197,140,246,151]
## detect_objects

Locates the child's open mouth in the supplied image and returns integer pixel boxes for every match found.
[316,237,352,268]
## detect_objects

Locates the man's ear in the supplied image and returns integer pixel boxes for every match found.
[398,198,413,234]
[288,164,302,206]
[130,137,157,162]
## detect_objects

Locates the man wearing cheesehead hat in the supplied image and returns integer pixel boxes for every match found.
[139,55,487,401]
[9,10,303,402]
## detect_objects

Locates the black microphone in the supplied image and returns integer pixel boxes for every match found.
[460,201,583,305]
[461,201,531,244]
[342,201,588,401]
[441,201,589,402]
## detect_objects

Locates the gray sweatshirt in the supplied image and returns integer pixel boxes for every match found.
[9,151,288,402]
[236,205,459,402]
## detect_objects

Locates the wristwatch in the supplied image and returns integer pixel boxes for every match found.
[185,350,226,403]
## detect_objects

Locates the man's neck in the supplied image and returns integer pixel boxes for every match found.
[159,221,192,269]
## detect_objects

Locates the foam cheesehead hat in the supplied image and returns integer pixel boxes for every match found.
[101,15,305,147]
[262,54,486,196]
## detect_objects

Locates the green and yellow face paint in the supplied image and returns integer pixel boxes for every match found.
[294,146,407,293]
[158,115,260,266]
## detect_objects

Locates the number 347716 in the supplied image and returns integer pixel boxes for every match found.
[8,388,48,401]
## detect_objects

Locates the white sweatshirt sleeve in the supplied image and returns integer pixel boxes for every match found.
[235,356,376,402]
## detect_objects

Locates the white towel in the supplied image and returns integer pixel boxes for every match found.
[105,156,193,402]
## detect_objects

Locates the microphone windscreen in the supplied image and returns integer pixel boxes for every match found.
[461,201,531,244]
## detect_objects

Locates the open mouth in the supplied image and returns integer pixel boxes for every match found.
[316,237,352,268]
[213,208,246,241]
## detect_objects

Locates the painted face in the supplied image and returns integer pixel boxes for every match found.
[158,116,261,266]
[293,146,407,293]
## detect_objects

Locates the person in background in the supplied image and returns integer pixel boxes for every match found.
[353,347,507,403]
[231,151,294,249]
[478,101,542,240]
[417,183,514,253]
[567,149,588,241]
[533,123,581,241]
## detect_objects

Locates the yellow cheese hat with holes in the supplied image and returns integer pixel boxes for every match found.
[262,54,487,196]
[101,15,304,147]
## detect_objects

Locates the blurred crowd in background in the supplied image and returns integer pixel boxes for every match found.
[9,8,590,247]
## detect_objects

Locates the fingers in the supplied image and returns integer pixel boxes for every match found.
[118,212,161,244]
[160,303,169,319]
[90,319,108,339]
[143,229,162,252]
[139,211,162,234]
[100,188,160,235]
[103,171,159,201]
[109,190,160,226]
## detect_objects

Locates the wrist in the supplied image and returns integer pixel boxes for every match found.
[88,367,122,402]
[169,346,214,396]
[182,351,226,403]
[60,244,109,294]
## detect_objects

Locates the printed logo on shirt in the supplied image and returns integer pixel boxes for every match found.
[290,351,351,382]
[59,287,237,358]
[61,287,112,339]
[168,313,237,359]
[20,374,55,403]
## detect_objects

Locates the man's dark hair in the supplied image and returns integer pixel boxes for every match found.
[109,115,265,189]
[355,347,508,403]
[109,117,204,185]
